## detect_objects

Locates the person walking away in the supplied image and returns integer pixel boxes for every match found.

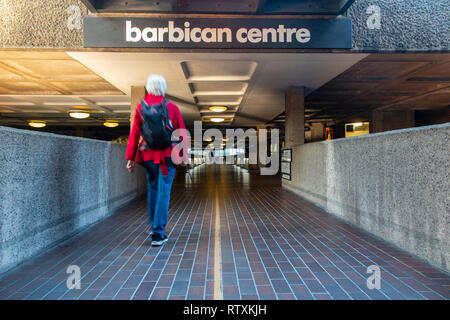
[125,74,188,246]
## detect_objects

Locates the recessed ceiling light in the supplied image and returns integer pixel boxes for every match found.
[353,122,363,127]
[104,121,119,128]
[209,106,227,112]
[28,121,46,128]
[69,110,90,119]
[210,117,225,123]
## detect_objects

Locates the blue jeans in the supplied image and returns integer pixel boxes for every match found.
[142,158,176,238]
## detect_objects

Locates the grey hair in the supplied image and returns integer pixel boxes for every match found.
[146,74,167,96]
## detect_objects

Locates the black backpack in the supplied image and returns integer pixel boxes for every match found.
[140,99,174,150]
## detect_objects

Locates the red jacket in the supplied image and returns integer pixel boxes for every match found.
[125,93,188,175]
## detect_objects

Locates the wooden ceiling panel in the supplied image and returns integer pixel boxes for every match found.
[407,61,450,80]
[5,105,61,113]
[318,80,378,91]
[0,82,60,95]
[306,93,351,102]
[310,89,363,96]
[336,61,430,81]
[0,107,15,113]
[0,66,24,81]
[4,59,103,82]
[379,81,448,94]
[356,93,409,102]
[50,81,125,95]
[303,53,450,124]
[0,51,123,96]
[389,90,450,111]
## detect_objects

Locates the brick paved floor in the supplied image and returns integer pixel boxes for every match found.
[0,164,448,300]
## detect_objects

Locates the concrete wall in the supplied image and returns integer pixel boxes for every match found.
[283,123,450,272]
[0,0,86,49]
[0,126,147,273]
[348,0,449,52]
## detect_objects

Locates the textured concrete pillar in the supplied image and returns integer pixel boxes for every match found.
[370,109,415,133]
[310,123,325,142]
[130,86,146,128]
[285,87,304,148]
[75,127,85,138]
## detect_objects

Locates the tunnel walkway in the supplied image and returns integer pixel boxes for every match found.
[0,164,448,300]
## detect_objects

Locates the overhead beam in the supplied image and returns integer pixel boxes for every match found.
[262,0,355,15]
[94,0,176,12]
[77,96,115,114]
[178,0,258,14]
[83,0,354,15]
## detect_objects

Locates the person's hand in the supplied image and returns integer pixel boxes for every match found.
[126,160,135,173]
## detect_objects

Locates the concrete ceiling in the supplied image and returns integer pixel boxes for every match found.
[0,51,123,95]
[0,51,130,126]
[5,51,446,131]
[304,53,450,124]
[269,53,450,126]
[67,51,368,128]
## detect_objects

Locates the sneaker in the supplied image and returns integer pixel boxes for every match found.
[151,234,168,246]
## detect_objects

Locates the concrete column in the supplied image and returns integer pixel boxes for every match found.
[130,86,146,128]
[285,87,304,148]
[370,109,415,133]
[75,127,85,138]
[310,123,325,142]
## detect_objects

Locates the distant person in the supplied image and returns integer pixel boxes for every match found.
[126,74,188,246]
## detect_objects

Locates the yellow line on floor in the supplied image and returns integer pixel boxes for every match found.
[213,185,223,300]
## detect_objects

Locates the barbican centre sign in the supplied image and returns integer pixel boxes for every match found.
[83,17,352,49]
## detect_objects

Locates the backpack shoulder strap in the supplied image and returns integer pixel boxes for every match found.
[161,98,170,121]
[162,99,170,109]
[140,99,149,109]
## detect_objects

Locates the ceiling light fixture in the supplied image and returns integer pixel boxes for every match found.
[28,121,46,128]
[353,122,363,127]
[104,120,119,128]
[210,117,225,123]
[69,110,90,119]
[209,106,227,112]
